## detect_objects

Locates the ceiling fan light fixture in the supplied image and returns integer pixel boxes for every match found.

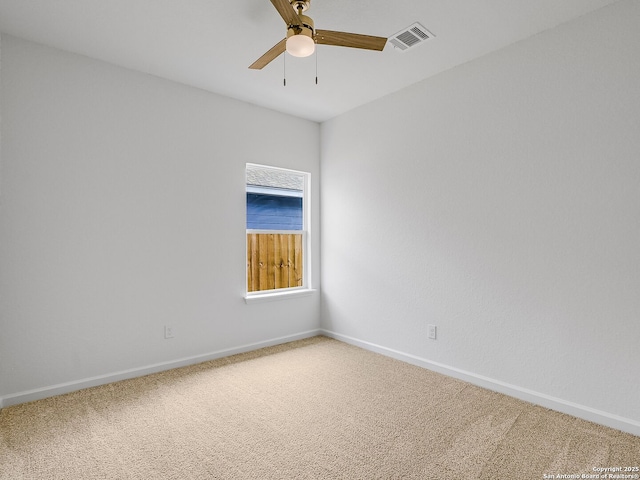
[286,26,315,57]
[248,0,387,70]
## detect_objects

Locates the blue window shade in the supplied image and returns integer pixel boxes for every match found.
[246,193,303,230]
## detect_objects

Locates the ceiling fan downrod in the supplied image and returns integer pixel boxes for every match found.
[290,0,310,14]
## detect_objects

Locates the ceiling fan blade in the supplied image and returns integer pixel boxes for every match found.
[315,30,387,51]
[270,0,302,27]
[249,38,286,69]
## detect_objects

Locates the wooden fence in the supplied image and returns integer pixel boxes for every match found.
[247,233,303,292]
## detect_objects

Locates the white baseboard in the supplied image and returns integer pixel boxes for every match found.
[0,329,322,409]
[321,329,640,437]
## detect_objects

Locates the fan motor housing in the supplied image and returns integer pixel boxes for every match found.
[288,13,314,36]
[287,23,314,42]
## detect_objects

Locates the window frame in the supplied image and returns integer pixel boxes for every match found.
[244,163,313,303]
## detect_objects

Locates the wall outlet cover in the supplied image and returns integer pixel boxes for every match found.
[428,325,437,340]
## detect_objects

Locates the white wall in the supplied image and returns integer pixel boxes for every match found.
[321,0,640,433]
[0,35,320,405]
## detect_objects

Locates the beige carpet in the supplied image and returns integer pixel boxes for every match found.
[1,336,638,479]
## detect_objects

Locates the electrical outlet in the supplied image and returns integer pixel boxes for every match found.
[428,324,437,340]
[164,325,174,339]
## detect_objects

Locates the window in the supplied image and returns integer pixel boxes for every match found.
[246,164,310,296]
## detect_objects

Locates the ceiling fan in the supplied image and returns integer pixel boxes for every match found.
[249,0,387,70]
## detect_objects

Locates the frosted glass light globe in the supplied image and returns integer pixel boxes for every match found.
[286,34,315,57]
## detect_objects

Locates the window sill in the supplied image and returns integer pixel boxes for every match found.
[244,288,317,304]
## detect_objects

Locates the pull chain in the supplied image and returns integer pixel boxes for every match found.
[283,43,319,86]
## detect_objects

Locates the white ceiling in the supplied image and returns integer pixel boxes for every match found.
[0,0,620,122]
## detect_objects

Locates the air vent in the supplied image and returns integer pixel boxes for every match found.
[389,22,434,52]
